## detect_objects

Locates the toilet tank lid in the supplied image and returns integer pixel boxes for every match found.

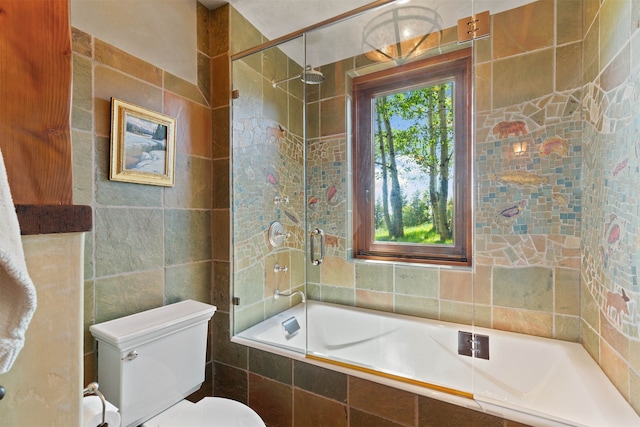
[90,300,216,350]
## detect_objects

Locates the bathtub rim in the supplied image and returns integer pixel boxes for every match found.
[230,300,640,427]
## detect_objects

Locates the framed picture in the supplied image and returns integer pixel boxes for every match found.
[109,98,176,187]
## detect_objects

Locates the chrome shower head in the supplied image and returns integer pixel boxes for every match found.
[271,66,324,87]
[300,69,324,84]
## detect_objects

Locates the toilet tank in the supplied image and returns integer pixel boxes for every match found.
[90,300,216,427]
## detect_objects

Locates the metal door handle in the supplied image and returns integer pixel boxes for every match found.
[310,228,325,265]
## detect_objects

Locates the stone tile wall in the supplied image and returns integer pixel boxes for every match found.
[218,0,640,421]
[579,0,640,414]
[73,1,214,390]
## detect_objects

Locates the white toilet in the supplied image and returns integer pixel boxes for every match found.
[89,300,265,427]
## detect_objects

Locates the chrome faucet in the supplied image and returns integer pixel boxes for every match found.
[274,289,306,303]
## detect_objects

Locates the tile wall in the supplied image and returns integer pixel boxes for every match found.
[73,2,215,391]
[579,0,640,413]
[215,0,640,422]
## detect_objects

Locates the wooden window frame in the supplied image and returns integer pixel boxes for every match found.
[352,48,472,266]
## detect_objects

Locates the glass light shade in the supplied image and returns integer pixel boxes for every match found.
[363,6,442,64]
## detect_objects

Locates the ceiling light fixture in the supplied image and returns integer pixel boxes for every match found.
[362,6,442,65]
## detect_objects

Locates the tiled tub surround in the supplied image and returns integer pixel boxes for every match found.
[219,1,640,424]
[235,301,640,427]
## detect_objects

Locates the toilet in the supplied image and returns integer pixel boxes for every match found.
[89,300,265,427]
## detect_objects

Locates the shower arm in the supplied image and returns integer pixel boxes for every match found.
[271,73,301,88]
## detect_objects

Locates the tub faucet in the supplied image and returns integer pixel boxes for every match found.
[274,289,306,303]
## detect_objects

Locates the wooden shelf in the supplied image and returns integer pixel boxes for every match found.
[16,205,92,235]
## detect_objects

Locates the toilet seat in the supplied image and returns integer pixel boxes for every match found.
[141,397,266,427]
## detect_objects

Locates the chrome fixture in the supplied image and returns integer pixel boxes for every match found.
[268,221,291,247]
[274,263,288,273]
[274,194,289,205]
[457,331,490,360]
[309,228,325,266]
[274,289,306,303]
[362,6,442,64]
[271,66,325,88]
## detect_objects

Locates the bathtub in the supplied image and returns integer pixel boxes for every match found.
[233,301,639,427]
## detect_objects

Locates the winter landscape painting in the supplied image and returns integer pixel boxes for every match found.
[109,98,176,186]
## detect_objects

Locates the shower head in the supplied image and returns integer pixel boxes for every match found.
[271,66,325,88]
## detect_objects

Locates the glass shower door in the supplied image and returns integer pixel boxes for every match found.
[231,36,308,354]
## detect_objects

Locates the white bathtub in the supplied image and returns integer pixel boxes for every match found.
[233,301,639,427]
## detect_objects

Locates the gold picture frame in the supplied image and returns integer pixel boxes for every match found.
[109,98,176,187]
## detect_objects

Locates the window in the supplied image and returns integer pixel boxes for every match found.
[352,49,471,266]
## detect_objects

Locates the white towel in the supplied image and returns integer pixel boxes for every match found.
[0,148,36,374]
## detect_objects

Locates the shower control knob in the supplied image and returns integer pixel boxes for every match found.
[0,385,5,400]
[274,263,288,273]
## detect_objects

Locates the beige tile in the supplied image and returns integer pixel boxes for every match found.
[212,106,230,159]
[440,300,473,325]
[394,294,439,319]
[556,42,583,91]
[493,49,554,109]
[320,256,354,287]
[557,0,583,45]
[600,311,630,361]
[630,368,640,415]
[492,0,554,59]
[93,65,163,137]
[164,92,213,158]
[229,5,262,56]
[554,314,580,342]
[583,0,600,35]
[198,52,212,105]
[5,235,85,427]
[73,54,93,112]
[473,265,492,305]
[600,339,630,401]
[95,39,162,86]
[555,268,580,316]
[165,71,208,105]
[355,289,393,312]
[493,307,553,337]
[583,16,600,83]
[474,62,491,113]
[440,270,473,303]
[263,79,289,127]
[71,130,93,205]
[210,5,229,57]
[197,2,211,56]
[600,0,631,69]
[601,44,631,92]
[72,27,92,56]
[320,95,346,137]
